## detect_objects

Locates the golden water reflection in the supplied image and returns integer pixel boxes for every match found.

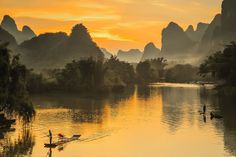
[1,83,236,157]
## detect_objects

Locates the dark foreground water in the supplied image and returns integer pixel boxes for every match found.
[1,83,236,157]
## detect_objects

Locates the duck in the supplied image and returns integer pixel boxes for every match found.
[210,112,223,119]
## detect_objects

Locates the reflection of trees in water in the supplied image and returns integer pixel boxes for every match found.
[71,87,135,123]
[202,90,236,156]
[161,87,200,132]
[31,87,135,124]
[199,87,219,110]
[0,128,35,157]
[137,86,151,99]
[71,104,104,123]
[217,96,236,156]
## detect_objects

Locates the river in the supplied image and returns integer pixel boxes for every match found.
[1,83,236,157]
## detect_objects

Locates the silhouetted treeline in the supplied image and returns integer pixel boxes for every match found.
[0,43,35,121]
[27,56,136,93]
[26,56,213,93]
[166,64,202,83]
[136,58,167,84]
[199,42,236,94]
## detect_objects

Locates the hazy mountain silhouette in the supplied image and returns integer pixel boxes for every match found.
[0,15,36,43]
[141,42,161,61]
[19,32,68,68]
[101,48,112,59]
[161,22,195,55]
[22,26,36,40]
[221,0,236,42]
[186,23,209,42]
[55,24,104,61]
[117,49,142,63]
[19,24,104,70]
[199,14,222,54]
[185,25,195,39]
[197,0,236,55]
[0,26,17,48]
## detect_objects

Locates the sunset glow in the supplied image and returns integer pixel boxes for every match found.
[0,0,221,53]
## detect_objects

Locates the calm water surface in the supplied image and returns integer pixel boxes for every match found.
[1,83,236,157]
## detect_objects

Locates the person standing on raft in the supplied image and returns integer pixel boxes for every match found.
[203,104,206,114]
[49,130,52,144]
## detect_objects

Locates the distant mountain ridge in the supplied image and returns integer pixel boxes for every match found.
[18,24,104,70]
[141,42,161,61]
[185,23,209,42]
[117,49,142,63]
[1,15,36,44]
[0,26,17,48]
[161,22,195,55]
[101,48,112,59]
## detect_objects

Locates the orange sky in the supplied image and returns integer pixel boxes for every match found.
[0,0,222,53]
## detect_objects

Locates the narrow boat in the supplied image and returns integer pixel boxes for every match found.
[44,134,81,148]
[210,112,223,119]
[44,143,57,148]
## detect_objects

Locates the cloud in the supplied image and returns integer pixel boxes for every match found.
[0,0,222,51]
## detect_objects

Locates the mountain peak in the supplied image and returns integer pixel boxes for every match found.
[1,15,18,33]
[22,25,36,37]
[144,42,159,52]
[168,22,179,28]
[186,25,194,33]
[69,24,92,42]
[162,22,194,54]
[165,22,184,33]
[141,42,161,61]
[196,23,208,32]
[22,25,34,34]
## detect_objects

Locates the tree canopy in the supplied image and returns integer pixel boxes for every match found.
[0,43,35,121]
[199,42,236,85]
[136,58,167,84]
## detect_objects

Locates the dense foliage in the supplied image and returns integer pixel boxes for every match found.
[136,58,167,84]
[165,64,201,83]
[104,56,135,87]
[199,42,236,85]
[55,58,107,92]
[29,56,136,92]
[0,43,35,121]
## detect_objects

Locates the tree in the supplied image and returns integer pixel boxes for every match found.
[150,58,167,81]
[0,43,10,109]
[165,64,200,82]
[0,43,35,121]
[136,61,153,84]
[136,58,167,84]
[55,58,107,91]
[104,56,135,86]
[199,42,236,85]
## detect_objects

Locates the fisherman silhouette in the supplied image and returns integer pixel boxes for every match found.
[203,104,206,114]
[49,130,52,144]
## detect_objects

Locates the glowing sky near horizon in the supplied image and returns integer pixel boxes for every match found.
[0,0,222,53]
